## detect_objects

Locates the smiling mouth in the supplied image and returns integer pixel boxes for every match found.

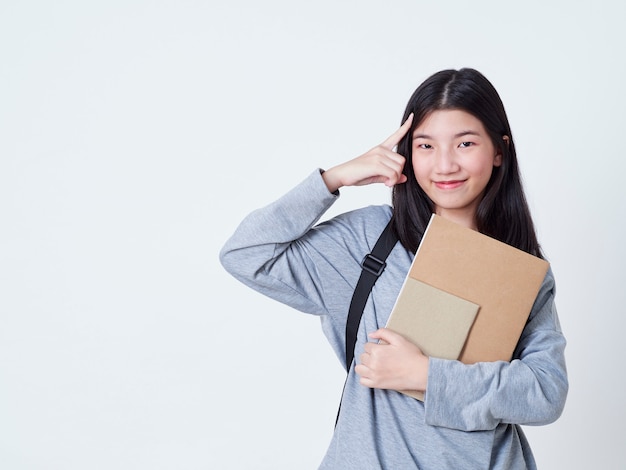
[434,180,465,190]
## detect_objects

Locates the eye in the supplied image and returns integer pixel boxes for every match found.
[459,141,474,148]
[417,143,432,149]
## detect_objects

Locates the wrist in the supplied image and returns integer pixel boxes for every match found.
[414,355,429,391]
[321,167,342,194]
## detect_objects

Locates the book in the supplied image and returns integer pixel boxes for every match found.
[385,214,550,400]
[386,278,479,400]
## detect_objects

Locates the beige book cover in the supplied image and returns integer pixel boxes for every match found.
[386,278,479,400]
[385,214,550,400]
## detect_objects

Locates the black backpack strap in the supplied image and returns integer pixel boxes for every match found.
[344,219,399,371]
[335,219,398,426]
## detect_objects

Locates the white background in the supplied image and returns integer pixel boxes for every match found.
[1,1,624,469]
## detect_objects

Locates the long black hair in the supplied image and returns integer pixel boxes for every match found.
[391,68,543,258]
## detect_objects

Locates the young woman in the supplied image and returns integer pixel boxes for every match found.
[220,68,568,469]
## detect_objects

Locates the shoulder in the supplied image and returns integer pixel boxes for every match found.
[524,265,563,332]
[539,265,556,297]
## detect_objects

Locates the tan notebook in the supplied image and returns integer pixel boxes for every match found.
[385,214,550,400]
[386,278,479,400]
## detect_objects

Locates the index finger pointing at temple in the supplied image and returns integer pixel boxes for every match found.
[381,113,414,150]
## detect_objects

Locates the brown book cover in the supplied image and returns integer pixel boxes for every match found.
[385,214,550,400]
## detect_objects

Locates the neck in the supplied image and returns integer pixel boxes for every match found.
[435,209,478,230]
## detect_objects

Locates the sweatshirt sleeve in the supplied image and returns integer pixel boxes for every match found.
[219,169,355,317]
[424,269,568,431]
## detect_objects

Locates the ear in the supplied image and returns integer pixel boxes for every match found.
[494,153,502,167]
[494,135,509,167]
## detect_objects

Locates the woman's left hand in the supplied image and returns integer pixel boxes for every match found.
[355,328,429,392]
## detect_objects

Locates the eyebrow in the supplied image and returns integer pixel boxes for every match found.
[413,130,481,140]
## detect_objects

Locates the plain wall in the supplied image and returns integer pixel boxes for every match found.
[1,1,624,468]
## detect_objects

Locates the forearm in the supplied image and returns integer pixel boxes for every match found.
[219,169,347,315]
[425,337,567,431]
[424,273,568,431]
[220,169,337,282]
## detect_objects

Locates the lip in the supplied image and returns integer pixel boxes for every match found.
[434,180,465,190]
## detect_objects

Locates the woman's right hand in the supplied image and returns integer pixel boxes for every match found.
[322,113,413,193]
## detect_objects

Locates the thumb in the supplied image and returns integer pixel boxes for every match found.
[368,327,403,344]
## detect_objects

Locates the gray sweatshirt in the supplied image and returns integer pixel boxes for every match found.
[219,170,568,469]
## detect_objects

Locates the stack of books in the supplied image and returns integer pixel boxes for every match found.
[385,214,549,400]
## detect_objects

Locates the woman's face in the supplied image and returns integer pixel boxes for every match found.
[411,109,501,229]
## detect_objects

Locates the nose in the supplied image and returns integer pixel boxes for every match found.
[434,148,459,174]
